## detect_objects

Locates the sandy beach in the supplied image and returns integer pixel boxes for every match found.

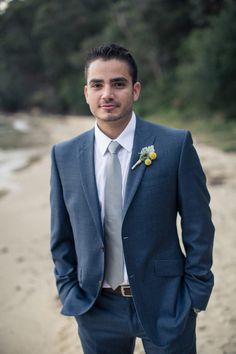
[0,115,235,354]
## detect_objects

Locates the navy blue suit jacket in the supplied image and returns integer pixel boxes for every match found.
[50,117,214,348]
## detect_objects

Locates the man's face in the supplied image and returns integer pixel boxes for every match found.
[84,59,141,124]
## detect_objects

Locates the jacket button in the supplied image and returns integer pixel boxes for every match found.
[100,246,104,251]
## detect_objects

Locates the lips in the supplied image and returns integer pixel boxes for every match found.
[100,104,117,109]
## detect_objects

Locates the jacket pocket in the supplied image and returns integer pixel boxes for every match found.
[154,259,184,277]
[141,174,171,187]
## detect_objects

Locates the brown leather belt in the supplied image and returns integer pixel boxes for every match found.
[103,285,132,297]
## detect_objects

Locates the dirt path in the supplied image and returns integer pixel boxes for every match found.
[0,116,235,354]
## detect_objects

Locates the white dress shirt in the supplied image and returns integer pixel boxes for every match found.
[94,112,136,287]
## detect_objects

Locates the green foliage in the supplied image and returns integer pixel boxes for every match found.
[0,0,44,110]
[150,111,236,152]
[176,0,236,119]
[0,0,235,120]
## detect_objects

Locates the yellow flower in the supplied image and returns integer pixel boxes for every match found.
[149,151,157,160]
[144,158,152,166]
[131,145,157,170]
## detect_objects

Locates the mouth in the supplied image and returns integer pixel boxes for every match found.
[100,104,118,110]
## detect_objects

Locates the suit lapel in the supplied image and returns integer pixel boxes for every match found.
[77,118,156,235]
[77,129,103,239]
[123,117,156,221]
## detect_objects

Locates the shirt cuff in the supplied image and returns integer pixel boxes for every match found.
[193,308,201,315]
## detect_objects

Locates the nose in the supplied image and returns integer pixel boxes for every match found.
[101,85,114,100]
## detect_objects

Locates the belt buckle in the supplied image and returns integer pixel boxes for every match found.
[120,285,132,297]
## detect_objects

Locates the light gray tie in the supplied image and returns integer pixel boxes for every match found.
[104,141,124,290]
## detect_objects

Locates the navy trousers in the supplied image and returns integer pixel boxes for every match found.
[75,290,196,354]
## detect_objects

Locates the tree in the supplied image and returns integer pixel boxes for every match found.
[176,0,236,118]
[0,0,234,117]
[0,0,44,110]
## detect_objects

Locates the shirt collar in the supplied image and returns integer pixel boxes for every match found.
[94,112,136,156]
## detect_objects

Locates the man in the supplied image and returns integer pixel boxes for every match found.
[50,43,214,354]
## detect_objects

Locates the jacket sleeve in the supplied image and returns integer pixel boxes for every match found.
[178,131,215,310]
[50,145,84,315]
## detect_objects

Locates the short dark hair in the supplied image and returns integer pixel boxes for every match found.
[84,43,138,84]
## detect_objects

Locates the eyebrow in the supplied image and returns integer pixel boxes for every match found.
[110,77,129,83]
[89,79,103,85]
[88,77,129,85]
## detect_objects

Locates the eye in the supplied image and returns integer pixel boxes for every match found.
[114,82,126,88]
[92,83,102,89]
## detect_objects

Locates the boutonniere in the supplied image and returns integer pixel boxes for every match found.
[131,145,157,170]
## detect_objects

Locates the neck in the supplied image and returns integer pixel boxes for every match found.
[96,115,132,139]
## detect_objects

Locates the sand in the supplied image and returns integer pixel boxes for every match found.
[0,116,235,354]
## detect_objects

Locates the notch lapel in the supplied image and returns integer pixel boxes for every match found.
[77,129,103,239]
[123,118,156,221]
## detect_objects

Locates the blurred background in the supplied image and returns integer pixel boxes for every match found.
[0,0,236,353]
[0,0,236,132]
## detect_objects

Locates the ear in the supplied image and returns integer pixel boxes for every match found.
[133,82,141,102]
[84,85,89,104]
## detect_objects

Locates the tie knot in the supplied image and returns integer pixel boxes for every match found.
[108,141,120,154]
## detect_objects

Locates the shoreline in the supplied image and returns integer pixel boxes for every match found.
[0,148,45,197]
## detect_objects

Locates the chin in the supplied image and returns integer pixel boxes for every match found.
[99,114,123,122]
